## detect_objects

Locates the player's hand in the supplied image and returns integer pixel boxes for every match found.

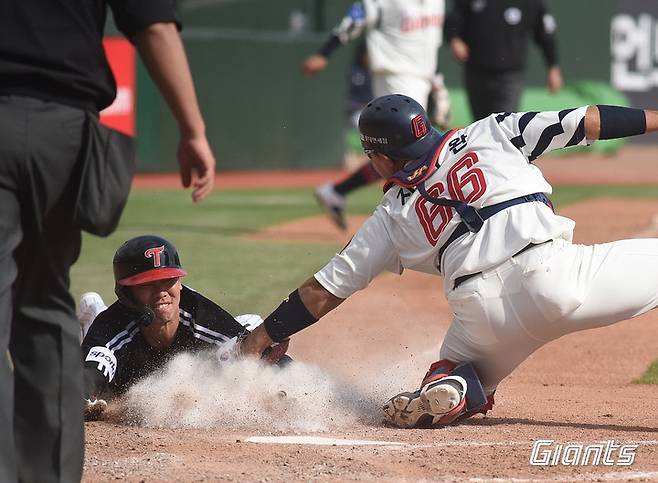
[261,339,290,364]
[177,134,216,202]
[301,54,328,78]
[547,66,563,94]
[239,324,274,358]
[450,38,469,63]
[84,398,108,421]
[430,73,452,131]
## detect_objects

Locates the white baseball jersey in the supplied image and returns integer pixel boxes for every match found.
[316,107,588,295]
[316,106,658,394]
[333,0,444,80]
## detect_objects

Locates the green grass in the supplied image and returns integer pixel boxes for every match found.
[72,188,343,315]
[550,185,658,207]
[71,184,658,320]
[633,361,658,385]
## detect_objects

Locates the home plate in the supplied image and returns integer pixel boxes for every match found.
[245,436,406,447]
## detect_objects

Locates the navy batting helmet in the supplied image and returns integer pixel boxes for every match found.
[359,94,441,161]
[113,235,187,286]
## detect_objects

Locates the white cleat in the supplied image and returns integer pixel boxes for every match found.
[382,376,467,428]
[314,182,347,230]
[78,292,107,341]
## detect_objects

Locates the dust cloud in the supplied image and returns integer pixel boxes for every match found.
[121,349,431,432]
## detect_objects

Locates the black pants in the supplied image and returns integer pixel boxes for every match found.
[0,96,86,483]
[464,67,525,121]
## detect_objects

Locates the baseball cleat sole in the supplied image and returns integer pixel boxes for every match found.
[382,376,467,428]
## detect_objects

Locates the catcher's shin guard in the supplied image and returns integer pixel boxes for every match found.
[382,374,467,428]
[382,360,492,428]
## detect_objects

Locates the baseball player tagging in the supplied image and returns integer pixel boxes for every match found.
[242,95,658,428]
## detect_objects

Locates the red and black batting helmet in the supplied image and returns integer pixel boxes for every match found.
[359,94,441,161]
[113,235,187,286]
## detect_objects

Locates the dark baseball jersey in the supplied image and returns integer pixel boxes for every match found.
[81,285,245,399]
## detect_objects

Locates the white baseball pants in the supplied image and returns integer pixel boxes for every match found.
[439,238,658,394]
[372,72,432,109]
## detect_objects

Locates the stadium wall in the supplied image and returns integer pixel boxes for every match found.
[135,0,650,171]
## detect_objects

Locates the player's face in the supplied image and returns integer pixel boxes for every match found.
[366,151,404,178]
[131,277,182,324]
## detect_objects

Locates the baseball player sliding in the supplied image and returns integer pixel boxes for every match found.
[243,95,658,427]
[81,235,290,420]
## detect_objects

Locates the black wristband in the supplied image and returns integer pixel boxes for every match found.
[597,105,646,140]
[263,289,318,342]
[318,34,342,58]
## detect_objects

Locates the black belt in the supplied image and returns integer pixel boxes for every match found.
[432,192,553,272]
[452,240,551,290]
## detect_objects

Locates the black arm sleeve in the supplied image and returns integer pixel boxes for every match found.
[445,0,468,42]
[263,290,318,342]
[318,34,343,58]
[80,303,132,399]
[533,1,558,67]
[107,0,182,40]
[83,366,108,400]
[597,105,646,140]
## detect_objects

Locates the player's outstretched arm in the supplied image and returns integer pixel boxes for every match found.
[134,22,216,202]
[240,277,344,357]
[301,2,371,78]
[584,105,658,141]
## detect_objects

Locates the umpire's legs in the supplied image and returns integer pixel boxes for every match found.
[3,96,86,483]
[0,176,23,483]
[11,205,84,483]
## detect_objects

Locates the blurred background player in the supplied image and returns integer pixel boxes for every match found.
[345,41,374,133]
[302,0,449,230]
[80,235,289,420]
[446,0,563,121]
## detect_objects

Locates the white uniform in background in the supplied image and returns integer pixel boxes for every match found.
[333,0,444,108]
[315,107,658,394]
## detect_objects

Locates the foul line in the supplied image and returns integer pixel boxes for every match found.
[245,436,658,449]
[245,436,405,446]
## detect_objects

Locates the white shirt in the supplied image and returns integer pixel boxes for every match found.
[333,0,444,79]
[316,107,591,297]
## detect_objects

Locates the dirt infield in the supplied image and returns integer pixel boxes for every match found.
[83,148,658,482]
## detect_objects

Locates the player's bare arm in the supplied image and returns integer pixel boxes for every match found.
[134,22,216,202]
[301,2,371,80]
[299,277,345,317]
[241,277,344,357]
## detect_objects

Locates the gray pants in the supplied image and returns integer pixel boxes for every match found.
[0,96,86,483]
[464,68,525,121]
